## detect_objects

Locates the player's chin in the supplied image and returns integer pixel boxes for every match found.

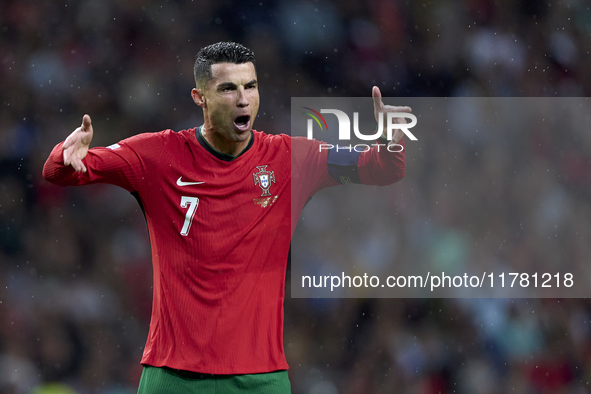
[232,131,251,143]
[232,127,253,142]
[226,127,249,142]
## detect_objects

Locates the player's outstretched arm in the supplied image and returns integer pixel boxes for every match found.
[63,114,94,173]
[43,114,161,191]
[372,86,412,144]
[43,114,97,185]
[349,87,412,186]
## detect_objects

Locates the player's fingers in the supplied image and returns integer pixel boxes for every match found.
[71,156,85,172]
[63,130,76,150]
[70,155,79,171]
[392,129,404,144]
[64,124,84,148]
[82,114,92,131]
[383,105,412,113]
[372,86,384,110]
[63,149,71,166]
[78,160,87,173]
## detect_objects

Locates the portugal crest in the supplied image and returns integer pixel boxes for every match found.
[253,165,276,196]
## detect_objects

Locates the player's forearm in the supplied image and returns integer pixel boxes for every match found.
[42,141,83,186]
[357,138,406,186]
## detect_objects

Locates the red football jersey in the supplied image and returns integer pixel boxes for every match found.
[42,127,405,374]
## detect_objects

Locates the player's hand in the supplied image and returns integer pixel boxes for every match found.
[63,114,93,173]
[372,86,412,144]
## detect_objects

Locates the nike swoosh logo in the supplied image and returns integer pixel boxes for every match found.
[177,177,205,186]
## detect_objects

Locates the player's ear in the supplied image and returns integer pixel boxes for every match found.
[192,88,206,108]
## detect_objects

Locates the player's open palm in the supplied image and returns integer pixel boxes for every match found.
[372,86,412,144]
[63,114,93,173]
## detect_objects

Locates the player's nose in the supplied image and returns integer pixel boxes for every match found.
[236,88,249,107]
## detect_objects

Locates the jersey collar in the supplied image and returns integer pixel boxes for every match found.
[195,125,254,162]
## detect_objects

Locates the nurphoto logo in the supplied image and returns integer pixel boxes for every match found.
[303,107,417,152]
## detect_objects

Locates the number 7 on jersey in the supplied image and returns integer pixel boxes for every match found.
[180,196,199,236]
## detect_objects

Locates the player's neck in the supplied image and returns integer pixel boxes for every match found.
[200,126,251,157]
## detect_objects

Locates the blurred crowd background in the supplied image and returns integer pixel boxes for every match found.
[2,0,591,393]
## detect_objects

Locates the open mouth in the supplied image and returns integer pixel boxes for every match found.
[233,115,251,131]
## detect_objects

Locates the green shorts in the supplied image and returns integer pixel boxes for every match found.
[137,365,291,394]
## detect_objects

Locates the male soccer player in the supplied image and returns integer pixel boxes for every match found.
[43,42,411,393]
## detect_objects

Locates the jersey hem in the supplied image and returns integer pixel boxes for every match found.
[140,361,290,375]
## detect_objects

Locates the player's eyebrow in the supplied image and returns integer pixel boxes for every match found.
[217,82,238,90]
[217,80,258,91]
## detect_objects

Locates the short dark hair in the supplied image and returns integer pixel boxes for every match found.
[194,42,256,88]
